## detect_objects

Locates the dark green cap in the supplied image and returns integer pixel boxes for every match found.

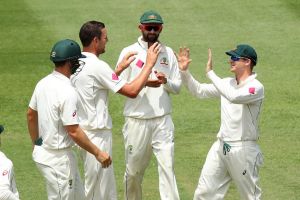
[50,39,85,63]
[226,44,257,65]
[140,10,163,24]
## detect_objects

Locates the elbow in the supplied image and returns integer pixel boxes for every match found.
[227,96,242,104]
[68,131,77,140]
[127,91,139,98]
[67,130,78,143]
[65,125,80,141]
[125,85,140,98]
[118,84,140,98]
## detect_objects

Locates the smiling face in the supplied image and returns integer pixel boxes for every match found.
[229,56,251,74]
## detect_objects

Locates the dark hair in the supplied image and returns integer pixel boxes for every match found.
[54,60,67,67]
[79,21,105,47]
[250,60,256,71]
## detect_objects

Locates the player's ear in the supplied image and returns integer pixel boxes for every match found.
[159,25,163,33]
[138,24,143,31]
[245,58,252,66]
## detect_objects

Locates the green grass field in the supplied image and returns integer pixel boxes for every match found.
[0,0,299,199]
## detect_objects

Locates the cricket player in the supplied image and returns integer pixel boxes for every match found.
[70,21,161,200]
[0,125,20,200]
[177,45,264,200]
[116,11,181,200]
[27,39,112,200]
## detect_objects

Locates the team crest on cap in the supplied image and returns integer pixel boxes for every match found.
[148,15,157,20]
[51,51,56,58]
[72,111,76,117]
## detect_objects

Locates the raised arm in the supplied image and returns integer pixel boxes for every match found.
[177,47,219,99]
[117,42,162,98]
[115,51,137,76]
[206,49,264,104]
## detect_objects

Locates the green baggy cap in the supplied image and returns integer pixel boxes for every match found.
[140,10,163,24]
[226,44,257,65]
[50,39,85,63]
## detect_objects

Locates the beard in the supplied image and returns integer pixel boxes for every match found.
[142,32,159,43]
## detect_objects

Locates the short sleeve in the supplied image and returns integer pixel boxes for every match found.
[94,61,126,93]
[29,86,38,111]
[60,89,79,125]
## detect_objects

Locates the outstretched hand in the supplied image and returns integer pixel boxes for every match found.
[115,51,138,76]
[206,48,213,73]
[145,42,161,68]
[175,47,192,71]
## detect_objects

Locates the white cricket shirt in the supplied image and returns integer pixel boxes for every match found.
[29,71,79,149]
[0,151,19,198]
[180,70,264,141]
[71,52,126,131]
[117,36,181,119]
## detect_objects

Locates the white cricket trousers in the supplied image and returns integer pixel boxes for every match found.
[123,115,180,200]
[193,139,263,200]
[80,129,117,200]
[32,145,85,200]
[0,191,19,200]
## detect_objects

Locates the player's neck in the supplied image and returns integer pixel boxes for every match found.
[55,65,71,78]
[235,70,252,84]
[83,46,99,57]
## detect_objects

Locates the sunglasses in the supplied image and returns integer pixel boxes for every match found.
[230,56,248,61]
[142,25,162,32]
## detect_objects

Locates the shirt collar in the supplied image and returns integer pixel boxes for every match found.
[137,36,148,50]
[82,51,97,58]
[237,73,257,87]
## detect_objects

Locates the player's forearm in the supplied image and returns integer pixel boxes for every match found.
[131,65,153,90]
[119,65,153,98]
[66,125,100,156]
[27,108,39,145]
[163,79,181,94]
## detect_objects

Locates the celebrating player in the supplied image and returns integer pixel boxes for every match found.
[116,10,182,200]
[27,39,112,200]
[70,21,161,200]
[177,45,264,200]
[0,125,20,200]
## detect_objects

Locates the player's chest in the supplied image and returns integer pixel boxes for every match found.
[130,52,171,76]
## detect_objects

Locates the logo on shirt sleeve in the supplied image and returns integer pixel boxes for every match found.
[249,87,256,94]
[2,170,8,176]
[112,73,119,80]
[72,111,77,117]
[136,59,144,68]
